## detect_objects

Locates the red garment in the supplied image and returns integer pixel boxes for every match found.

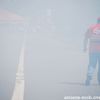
[86,24,100,52]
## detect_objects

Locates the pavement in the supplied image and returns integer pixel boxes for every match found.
[0,33,100,100]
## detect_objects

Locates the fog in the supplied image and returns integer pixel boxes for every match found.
[0,0,100,100]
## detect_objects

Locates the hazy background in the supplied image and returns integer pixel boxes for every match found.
[0,0,100,100]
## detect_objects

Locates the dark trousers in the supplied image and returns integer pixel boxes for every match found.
[87,52,100,82]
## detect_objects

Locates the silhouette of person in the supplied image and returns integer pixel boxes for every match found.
[84,17,100,86]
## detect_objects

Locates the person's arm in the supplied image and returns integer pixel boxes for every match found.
[83,29,90,52]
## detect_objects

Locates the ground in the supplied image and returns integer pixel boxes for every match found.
[0,33,100,100]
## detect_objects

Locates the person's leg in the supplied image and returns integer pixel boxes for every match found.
[85,52,97,86]
[97,52,100,85]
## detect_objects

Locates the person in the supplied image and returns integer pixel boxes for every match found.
[84,17,100,86]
